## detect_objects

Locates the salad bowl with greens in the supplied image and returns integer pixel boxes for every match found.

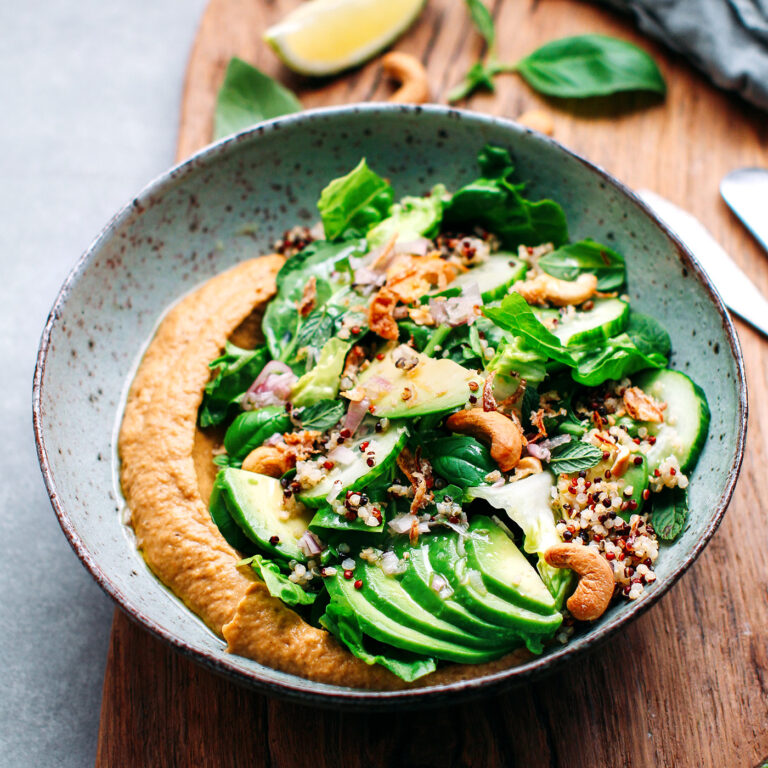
[34,105,745,706]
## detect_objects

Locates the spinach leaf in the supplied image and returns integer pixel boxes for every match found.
[548,440,602,474]
[515,35,666,99]
[223,406,291,463]
[262,239,365,361]
[570,332,666,386]
[625,311,672,359]
[317,159,394,241]
[213,57,302,140]
[247,555,317,606]
[484,293,576,366]
[421,435,496,487]
[538,239,626,291]
[298,399,345,432]
[199,342,270,427]
[367,185,447,247]
[320,603,436,682]
[651,487,688,541]
[444,146,568,249]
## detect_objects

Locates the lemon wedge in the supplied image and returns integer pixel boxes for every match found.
[265,0,425,77]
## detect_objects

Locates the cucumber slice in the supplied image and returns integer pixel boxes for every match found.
[465,517,556,614]
[298,423,408,507]
[357,345,483,418]
[536,298,629,347]
[634,369,710,474]
[326,571,503,664]
[444,254,527,303]
[358,562,493,649]
[217,468,312,562]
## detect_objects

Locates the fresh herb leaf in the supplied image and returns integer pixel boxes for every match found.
[538,239,626,291]
[320,602,436,681]
[516,35,666,99]
[625,311,672,359]
[367,184,447,247]
[433,484,466,504]
[317,159,394,241]
[248,555,317,606]
[199,342,270,427]
[298,399,345,431]
[521,385,540,431]
[213,57,302,140]
[294,307,336,353]
[548,440,602,474]
[652,487,688,541]
[223,406,292,463]
[465,0,495,47]
[444,146,568,248]
[484,293,576,366]
[420,435,496,487]
[570,332,666,386]
[447,61,497,103]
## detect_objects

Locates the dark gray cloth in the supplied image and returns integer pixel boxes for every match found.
[600,0,768,110]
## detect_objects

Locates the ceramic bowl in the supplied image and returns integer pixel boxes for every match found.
[33,104,746,708]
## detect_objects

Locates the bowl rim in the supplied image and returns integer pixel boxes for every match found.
[32,103,748,709]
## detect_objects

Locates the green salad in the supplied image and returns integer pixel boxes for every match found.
[200,146,710,682]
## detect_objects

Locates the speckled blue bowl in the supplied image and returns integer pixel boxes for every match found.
[33,104,746,709]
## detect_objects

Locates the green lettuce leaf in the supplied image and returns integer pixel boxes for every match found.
[318,159,394,241]
[248,555,317,606]
[199,342,269,427]
[487,335,548,386]
[367,184,448,247]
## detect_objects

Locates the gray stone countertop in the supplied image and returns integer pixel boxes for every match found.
[0,1,207,764]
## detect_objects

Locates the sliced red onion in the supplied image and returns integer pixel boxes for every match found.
[443,520,471,538]
[540,434,572,452]
[343,396,370,436]
[263,432,284,446]
[491,477,506,488]
[526,442,551,462]
[353,266,386,287]
[242,361,297,409]
[393,238,431,257]
[327,444,356,465]
[428,283,482,328]
[380,550,405,576]
[388,514,415,534]
[298,531,324,556]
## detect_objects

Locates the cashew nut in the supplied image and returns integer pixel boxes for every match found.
[381,52,429,104]
[515,272,598,307]
[241,446,293,477]
[544,543,614,621]
[514,456,543,480]
[517,109,554,136]
[445,409,523,472]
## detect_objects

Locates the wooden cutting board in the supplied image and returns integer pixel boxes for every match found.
[96,1,768,765]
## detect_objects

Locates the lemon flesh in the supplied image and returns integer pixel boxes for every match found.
[265,0,425,77]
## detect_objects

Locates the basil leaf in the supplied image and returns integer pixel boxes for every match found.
[625,311,672,359]
[444,146,568,248]
[199,342,270,427]
[447,61,496,103]
[484,293,576,367]
[548,441,602,474]
[421,435,496,487]
[298,399,345,432]
[320,603,436,682]
[465,0,494,47]
[570,332,666,387]
[317,159,394,241]
[213,57,302,140]
[248,555,317,606]
[651,488,688,541]
[538,239,626,291]
[516,35,666,99]
[223,406,292,463]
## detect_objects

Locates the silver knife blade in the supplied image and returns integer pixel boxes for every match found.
[720,167,768,254]
[638,189,768,339]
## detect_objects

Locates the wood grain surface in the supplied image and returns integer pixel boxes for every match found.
[97,1,768,765]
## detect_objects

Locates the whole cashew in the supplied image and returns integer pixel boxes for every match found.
[242,446,293,477]
[515,272,598,307]
[514,456,543,479]
[445,409,523,472]
[381,52,430,104]
[544,543,615,621]
[517,109,554,136]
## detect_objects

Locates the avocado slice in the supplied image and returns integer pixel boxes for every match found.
[427,532,562,637]
[615,455,649,520]
[209,474,255,554]
[465,517,557,614]
[357,345,483,419]
[326,571,504,664]
[217,468,312,562]
[357,562,495,649]
[398,542,516,644]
